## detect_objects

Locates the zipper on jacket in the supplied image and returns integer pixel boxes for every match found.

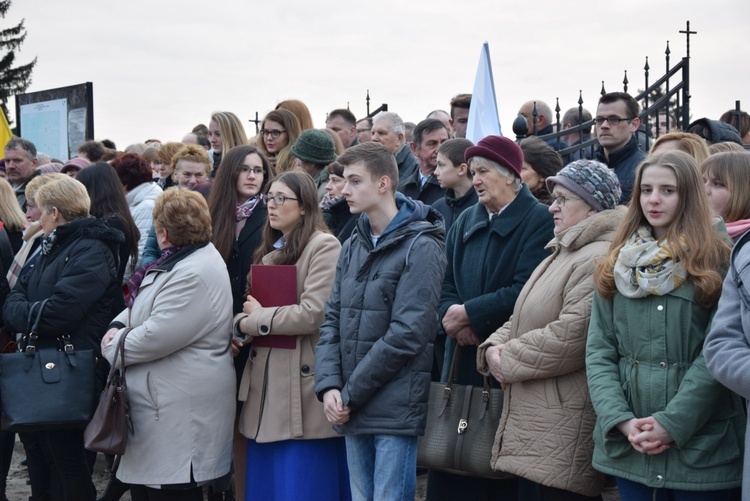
[146,371,160,420]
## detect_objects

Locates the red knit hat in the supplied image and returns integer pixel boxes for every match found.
[464,135,523,178]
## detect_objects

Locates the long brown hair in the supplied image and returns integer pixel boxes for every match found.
[208,145,274,261]
[700,152,750,223]
[594,151,730,308]
[258,109,302,173]
[252,172,329,267]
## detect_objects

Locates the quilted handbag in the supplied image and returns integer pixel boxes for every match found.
[417,345,512,478]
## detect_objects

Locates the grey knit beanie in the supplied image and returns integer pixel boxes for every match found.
[291,129,337,165]
[545,160,621,211]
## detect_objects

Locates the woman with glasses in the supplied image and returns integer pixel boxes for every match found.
[233,171,349,500]
[257,109,301,175]
[208,111,249,173]
[477,160,624,500]
[586,151,742,499]
[208,145,273,499]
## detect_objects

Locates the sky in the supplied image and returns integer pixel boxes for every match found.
[6,0,750,154]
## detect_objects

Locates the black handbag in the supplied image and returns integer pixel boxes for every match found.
[0,300,97,431]
[417,345,512,479]
[84,328,133,455]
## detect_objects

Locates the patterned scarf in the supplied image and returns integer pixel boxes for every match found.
[40,229,57,255]
[235,196,260,221]
[125,246,182,308]
[614,226,687,298]
[319,193,344,210]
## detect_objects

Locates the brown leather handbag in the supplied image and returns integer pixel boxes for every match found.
[83,328,133,455]
[417,345,513,479]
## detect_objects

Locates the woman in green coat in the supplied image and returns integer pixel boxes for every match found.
[586,151,743,500]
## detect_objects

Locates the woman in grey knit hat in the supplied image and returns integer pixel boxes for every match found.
[476,160,624,499]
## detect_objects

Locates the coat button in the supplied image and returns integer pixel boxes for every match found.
[260,324,269,334]
[657,305,664,311]
[656,475,663,481]
[659,362,667,368]
[301,365,310,375]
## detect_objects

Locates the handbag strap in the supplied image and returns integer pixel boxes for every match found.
[22,299,49,353]
[443,343,494,420]
[106,328,132,385]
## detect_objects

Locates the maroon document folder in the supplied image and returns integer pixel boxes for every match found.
[249,265,297,349]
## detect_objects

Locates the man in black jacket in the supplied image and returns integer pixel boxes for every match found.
[397,119,450,206]
[594,92,647,204]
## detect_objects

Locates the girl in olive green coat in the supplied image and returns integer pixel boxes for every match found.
[586,151,743,499]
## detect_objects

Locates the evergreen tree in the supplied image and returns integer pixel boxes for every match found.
[0,0,35,123]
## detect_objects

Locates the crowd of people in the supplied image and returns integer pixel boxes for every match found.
[0,91,747,501]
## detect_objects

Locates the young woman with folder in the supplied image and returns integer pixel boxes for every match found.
[233,171,348,500]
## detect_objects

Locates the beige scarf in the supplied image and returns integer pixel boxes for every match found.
[614,226,687,298]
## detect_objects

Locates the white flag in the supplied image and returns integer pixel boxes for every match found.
[466,42,502,144]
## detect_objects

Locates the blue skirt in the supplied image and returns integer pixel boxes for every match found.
[246,437,351,501]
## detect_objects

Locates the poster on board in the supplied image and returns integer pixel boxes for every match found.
[15,82,93,161]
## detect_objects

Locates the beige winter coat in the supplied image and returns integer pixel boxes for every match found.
[477,207,624,496]
[234,231,341,443]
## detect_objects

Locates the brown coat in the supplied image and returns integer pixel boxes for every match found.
[477,207,623,496]
[234,231,341,443]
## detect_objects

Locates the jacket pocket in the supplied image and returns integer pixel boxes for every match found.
[678,418,741,468]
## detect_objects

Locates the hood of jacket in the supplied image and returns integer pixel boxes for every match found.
[126,181,163,207]
[357,193,444,251]
[688,118,744,145]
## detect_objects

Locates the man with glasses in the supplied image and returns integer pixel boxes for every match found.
[594,92,646,203]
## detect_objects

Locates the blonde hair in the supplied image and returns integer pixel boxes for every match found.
[153,188,212,246]
[210,111,248,156]
[25,173,67,203]
[171,144,212,175]
[34,176,90,222]
[649,132,710,165]
[0,178,27,231]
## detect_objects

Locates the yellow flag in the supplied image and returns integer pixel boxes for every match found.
[0,109,12,158]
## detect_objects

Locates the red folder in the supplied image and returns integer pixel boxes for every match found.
[249,265,297,349]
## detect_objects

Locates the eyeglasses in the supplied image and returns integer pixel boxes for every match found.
[356,128,371,134]
[263,194,298,206]
[240,166,264,176]
[551,195,584,207]
[261,129,286,139]
[594,116,633,126]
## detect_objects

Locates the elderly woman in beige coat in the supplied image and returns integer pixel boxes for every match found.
[101,188,235,501]
[477,160,625,500]
[232,172,348,500]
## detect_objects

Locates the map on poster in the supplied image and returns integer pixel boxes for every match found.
[20,98,68,160]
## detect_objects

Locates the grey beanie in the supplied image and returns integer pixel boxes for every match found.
[290,129,337,165]
[545,159,621,211]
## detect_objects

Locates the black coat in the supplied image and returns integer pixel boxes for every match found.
[322,198,358,244]
[3,217,123,355]
[397,169,446,207]
[228,204,267,315]
[227,205,267,402]
[431,188,478,231]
